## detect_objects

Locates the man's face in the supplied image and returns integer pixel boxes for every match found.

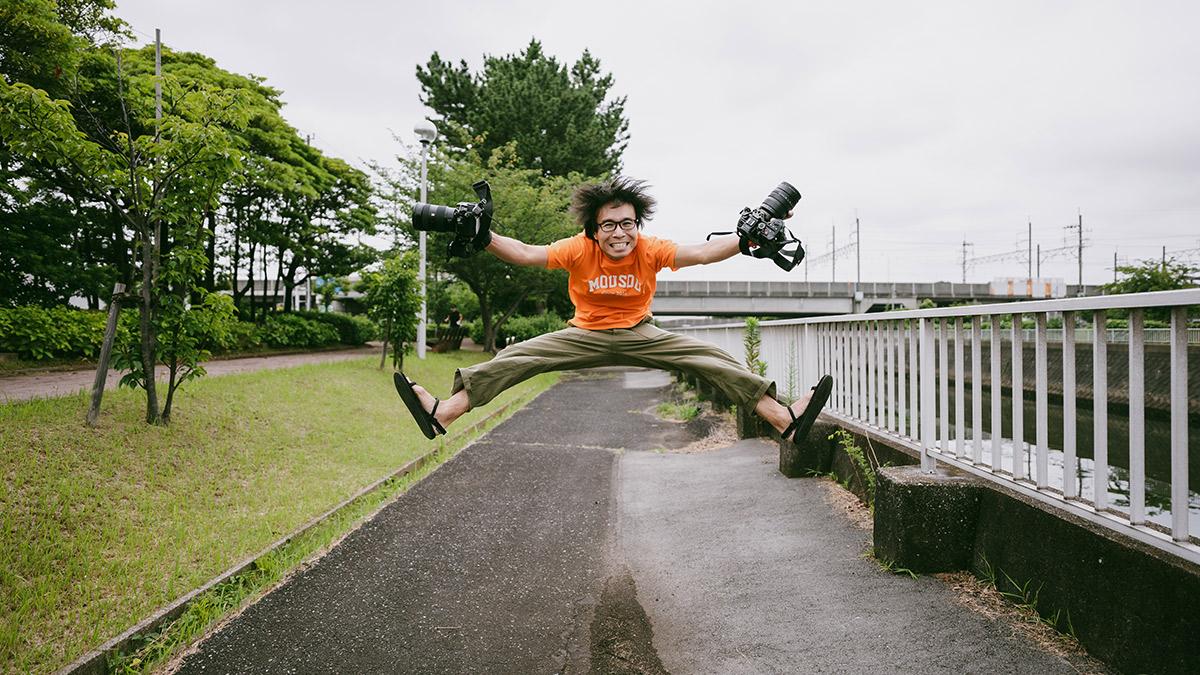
[595,202,639,261]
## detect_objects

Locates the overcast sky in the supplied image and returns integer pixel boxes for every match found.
[113,0,1200,285]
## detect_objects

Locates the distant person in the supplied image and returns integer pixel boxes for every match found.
[443,305,461,329]
[395,176,832,441]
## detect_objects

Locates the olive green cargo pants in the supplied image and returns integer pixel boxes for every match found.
[453,321,776,409]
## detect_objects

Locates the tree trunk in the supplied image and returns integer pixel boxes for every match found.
[162,362,179,424]
[139,232,160,424]
[379,318,391,369]
[204,208,217,292]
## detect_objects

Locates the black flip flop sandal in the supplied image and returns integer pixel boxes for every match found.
[781,374,834,444]
[394,372,447,440]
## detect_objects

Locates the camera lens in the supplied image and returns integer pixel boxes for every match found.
[760,182,801,220]
[412,203,459,232]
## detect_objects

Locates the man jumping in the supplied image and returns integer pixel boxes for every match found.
[395,176,832,442]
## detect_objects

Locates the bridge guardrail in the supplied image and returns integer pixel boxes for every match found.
[655,279,1103,299]
[673,288,1200,566]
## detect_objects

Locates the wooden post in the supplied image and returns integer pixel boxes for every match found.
[87,283,125,426]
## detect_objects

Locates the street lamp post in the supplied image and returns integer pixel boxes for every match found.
[414,120,437,359]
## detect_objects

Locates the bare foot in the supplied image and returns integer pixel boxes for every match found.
[411,384,442,426]
[411,384,471,430]
[786,390,814,421]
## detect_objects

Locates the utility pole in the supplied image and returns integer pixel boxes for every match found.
[1027,219,1033,282]
[1114,249,1118,282]
[1065,211,1084,294]
[961,240,972,283]
[831,224,836,282]
[1036,244,1041,278]
[1162,245,1167,272]
[1077,212,1083,290]
[855,215,861,292]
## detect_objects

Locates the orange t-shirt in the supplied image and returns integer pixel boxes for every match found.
[546,233,678,329]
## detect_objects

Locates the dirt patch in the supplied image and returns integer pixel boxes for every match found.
[935,571,1113,674]
[819,478,874,530]
[590,572,669,675]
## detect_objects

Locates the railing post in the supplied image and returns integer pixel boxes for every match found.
[1129,309,1145,525]
[990,317,1002,472]
[1035,313,1049,488]
[866,321,876,426]
[954,317,965,458]
[897,321,907,437]
[1170,306,1189,541]
[1011,313,1025,480]
[857,322,866,420]
[939,318,949,452]
[1062,311,1078,499]
[1093,309,1109,511]
[909,320,919,441]
[886,320,896,432]
[919,317,937,472]
[971,316,983,464]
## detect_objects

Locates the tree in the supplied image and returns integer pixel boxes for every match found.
[416,40,628,177]
[360,252,421,370]
[1102,258,1198,323]
[1,41,248,423]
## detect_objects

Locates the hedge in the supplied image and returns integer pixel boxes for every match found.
[0,307,366,362]
[0,307,112,360]
[293,311,377,345]
[469,313,568,346]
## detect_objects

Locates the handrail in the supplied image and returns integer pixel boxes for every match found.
[673,288,1200,566]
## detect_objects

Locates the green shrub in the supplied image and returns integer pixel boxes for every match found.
[294,310,378,344]
[499,313,568,343]
[258,314,340,348]
[0,306,114,360]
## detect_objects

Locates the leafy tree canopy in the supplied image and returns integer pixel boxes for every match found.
[1103,258,1197,296]
[408,143,587,351]
[417,39,628,177]
[1102,257,1197,323]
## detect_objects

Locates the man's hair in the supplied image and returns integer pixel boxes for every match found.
[571,176,658,240]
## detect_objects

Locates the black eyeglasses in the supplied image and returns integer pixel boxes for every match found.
[597,218,638,232]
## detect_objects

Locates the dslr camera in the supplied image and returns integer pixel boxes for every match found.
[411,180,494,257]
[712,181,805,271]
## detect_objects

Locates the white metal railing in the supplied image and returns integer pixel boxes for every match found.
[673,288,1200,566]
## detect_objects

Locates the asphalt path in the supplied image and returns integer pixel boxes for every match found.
[0,347,377,402]
[172,368,1090,674]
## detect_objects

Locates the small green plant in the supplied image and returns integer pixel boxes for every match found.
[656,401,700,421]
[829,429,880,511]
[975,556,1077,639]
[869,551,918,579]
[743,317,767,377]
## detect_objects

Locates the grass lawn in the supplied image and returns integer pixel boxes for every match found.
[0,352,558,673]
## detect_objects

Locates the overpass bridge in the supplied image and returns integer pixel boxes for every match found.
[651,280,1105,316]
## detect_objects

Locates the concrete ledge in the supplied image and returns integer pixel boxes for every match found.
[874,466,983,572]
[735,405,771,439]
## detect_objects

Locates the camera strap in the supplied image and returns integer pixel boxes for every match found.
[705,229,806,272]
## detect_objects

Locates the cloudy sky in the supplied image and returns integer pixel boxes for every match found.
[113,0,1200,285]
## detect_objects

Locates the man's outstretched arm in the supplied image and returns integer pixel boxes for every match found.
[673,234,743,268]
[487,233,549,267]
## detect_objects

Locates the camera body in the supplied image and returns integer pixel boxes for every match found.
[734,182,805,271]
[411,180,494,257]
